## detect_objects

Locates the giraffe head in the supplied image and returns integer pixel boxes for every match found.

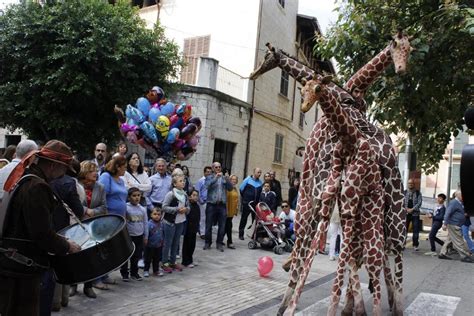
[249,43,282,80]
[300,75,332,113]
[389,30,414,75]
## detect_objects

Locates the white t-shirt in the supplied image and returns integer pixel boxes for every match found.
[279,209,296,222]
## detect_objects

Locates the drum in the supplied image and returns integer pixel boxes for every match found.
[50,214,134,285]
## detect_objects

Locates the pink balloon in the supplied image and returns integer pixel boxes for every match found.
[257,256,273,277]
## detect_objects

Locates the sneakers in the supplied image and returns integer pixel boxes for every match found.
[176,255,181,259]
[329,256,336,261]
[131,274,143,281]
[162,264,173,273]
[154,270,164,277]
[185,263,195,268]
[461,256,474,263]
[414,247,419,252]
[143,271,150,277]
[122,275,130,282]
[138,259,144,268]
[172,263,184,271]
[438,254,452,260]
[227,244,236,249]
[424,251,437,256]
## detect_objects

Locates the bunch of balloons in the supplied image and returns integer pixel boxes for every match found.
[116,86,201,160]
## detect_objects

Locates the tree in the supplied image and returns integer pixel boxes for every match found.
[0,0,183,155]
[315,0,473,174]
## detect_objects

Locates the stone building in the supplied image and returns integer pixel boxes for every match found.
[139,0,333,195]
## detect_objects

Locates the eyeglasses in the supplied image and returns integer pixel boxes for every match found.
[282,205,289,208]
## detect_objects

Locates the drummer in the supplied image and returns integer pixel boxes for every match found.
[0,140,81,315]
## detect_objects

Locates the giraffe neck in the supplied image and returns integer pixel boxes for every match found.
[345,45,392,95]
[320,86,360,146]
[278,55,315,83]
[278,55,354,103]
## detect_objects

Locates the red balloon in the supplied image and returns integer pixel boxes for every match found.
[257,256,273,277]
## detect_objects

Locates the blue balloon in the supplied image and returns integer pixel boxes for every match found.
[160,102,175,117]
[136,97,151,116]
[125,104,145,123]
[148,107,162,124]
[140,121,158,143]
[175,103,186,116]
[166,128,180,144]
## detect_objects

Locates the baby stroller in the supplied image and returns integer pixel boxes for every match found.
[247,202,292,255]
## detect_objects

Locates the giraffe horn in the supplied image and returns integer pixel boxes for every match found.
[266,43,273,50]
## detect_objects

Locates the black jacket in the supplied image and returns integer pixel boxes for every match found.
[50,175,84,232]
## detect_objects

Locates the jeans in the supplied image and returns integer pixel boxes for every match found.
[225,217,234,245]
[406,214,420,247]
[429,220,444,251]
[238,202,255,237]
[39,269,55,316]
[120,235,144,277]
[205,203,226,246]
[162,221,184,265]
[461,225,474,252]
[144,246,162,273]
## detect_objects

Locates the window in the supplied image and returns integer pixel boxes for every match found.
[299,112,305,128]
[213,139,236,174]
[181,35,211,85]
[280,70,289,96]
[274,133,284,163]
[278,0,285,8]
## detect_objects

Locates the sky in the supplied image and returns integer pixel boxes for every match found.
[1,0,339,29]
[298,0,339,34]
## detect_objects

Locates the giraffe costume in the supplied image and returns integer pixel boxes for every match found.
[249,32,412,315]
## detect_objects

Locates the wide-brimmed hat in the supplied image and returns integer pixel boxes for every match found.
[36,140,75,173]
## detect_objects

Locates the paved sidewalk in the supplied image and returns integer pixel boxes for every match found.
[56,218,336,315]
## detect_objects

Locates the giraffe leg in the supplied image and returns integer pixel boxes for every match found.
[383,252,395,310]
[328,216,354,316]
[391,252,404,316]
[341,271,355,316]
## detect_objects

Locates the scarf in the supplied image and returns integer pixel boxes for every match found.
[173,188,186,205]
[3,147,72,192]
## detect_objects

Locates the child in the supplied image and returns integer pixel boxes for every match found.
[182,190,201,267]
[259,182,277,214]
[121,187,148,281]
[144,208,164,277]
[162,174,190,272]
[426,193,446,255]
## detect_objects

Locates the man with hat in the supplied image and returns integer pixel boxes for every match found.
[0,140,81,315]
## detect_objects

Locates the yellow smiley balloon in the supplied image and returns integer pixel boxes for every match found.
[155,115,170,138]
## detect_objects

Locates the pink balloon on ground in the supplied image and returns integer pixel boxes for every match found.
[257,256,273,277]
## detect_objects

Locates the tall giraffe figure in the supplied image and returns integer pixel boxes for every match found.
[294,76,385,316]
[250,32,411,315]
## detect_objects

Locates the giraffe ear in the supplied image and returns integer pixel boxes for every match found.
[322,75,332,84]
[314,85,322,93]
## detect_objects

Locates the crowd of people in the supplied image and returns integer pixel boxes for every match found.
[2,139,473,315]
[0,139,298,315]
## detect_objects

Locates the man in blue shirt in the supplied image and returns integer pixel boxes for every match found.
[146,158,172,214]
[203,162,232,252]
[439,190,474,262]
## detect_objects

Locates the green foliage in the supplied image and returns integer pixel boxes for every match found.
[0,0,183,155]
[315,0,474,174]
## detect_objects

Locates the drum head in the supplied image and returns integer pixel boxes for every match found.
[59,215,124,250]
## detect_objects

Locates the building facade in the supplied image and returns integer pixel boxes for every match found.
[139,0,328,197]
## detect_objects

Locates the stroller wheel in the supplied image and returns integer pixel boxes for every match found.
[273,245,284,255]
[284,243,293,252]
[248,240,258,249]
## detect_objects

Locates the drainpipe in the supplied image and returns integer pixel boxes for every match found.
[244,0,263,178]
[447,148,453,201]
[403,135,412,189]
